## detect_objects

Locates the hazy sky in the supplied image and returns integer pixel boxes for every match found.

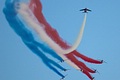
[0,0,120,80]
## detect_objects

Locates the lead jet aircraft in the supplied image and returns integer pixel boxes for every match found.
[80,8,91,13]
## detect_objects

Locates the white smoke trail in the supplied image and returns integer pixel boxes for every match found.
[17,3,87,55]
[17,3,87,70]
[70,13,87,54]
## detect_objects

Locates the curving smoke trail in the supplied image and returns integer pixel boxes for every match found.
[28,0,103,79]
[17,3,86,55]
[3,0,66,78]
[17,3,95,79]
[29,0,103,64]
[28,1,85,55]
[3,0,103,79]
[67,13,87,55]
[17,3,80,70]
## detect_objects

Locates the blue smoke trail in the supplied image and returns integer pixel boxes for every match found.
[24,41,65,78]
[33,41,64,62]
[3,0,65,78]
[3,0,63,62]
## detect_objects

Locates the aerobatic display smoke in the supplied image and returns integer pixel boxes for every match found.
[3,0,103,80]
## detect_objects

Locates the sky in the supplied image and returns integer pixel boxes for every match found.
[0,0,120,80]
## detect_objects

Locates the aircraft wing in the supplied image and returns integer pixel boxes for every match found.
[87,9,92,11]
[80,9,85,11]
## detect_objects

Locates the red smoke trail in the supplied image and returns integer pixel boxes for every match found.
[29,0,102,79]
[29,0,103,64]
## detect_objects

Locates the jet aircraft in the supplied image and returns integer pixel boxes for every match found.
[80,8,91,13]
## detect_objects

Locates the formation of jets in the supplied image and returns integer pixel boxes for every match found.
[80,8,91,13]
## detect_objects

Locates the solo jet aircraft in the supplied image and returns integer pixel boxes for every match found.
[80,8,91,13]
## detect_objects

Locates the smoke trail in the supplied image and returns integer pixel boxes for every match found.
[29,0,86,54]
[3,0,63,62]
[18,2,102,79]
[29,0,103,64]
[17,3,80,70]
[28,1,103,79]
[24,41,65,78]
[18,3,86,56]
[18,3,97,75]
[3,0,66,78]
[33,41,64,62]
[65,13,87,54]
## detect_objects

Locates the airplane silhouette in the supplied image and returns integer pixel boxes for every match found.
[80,8,91,13]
